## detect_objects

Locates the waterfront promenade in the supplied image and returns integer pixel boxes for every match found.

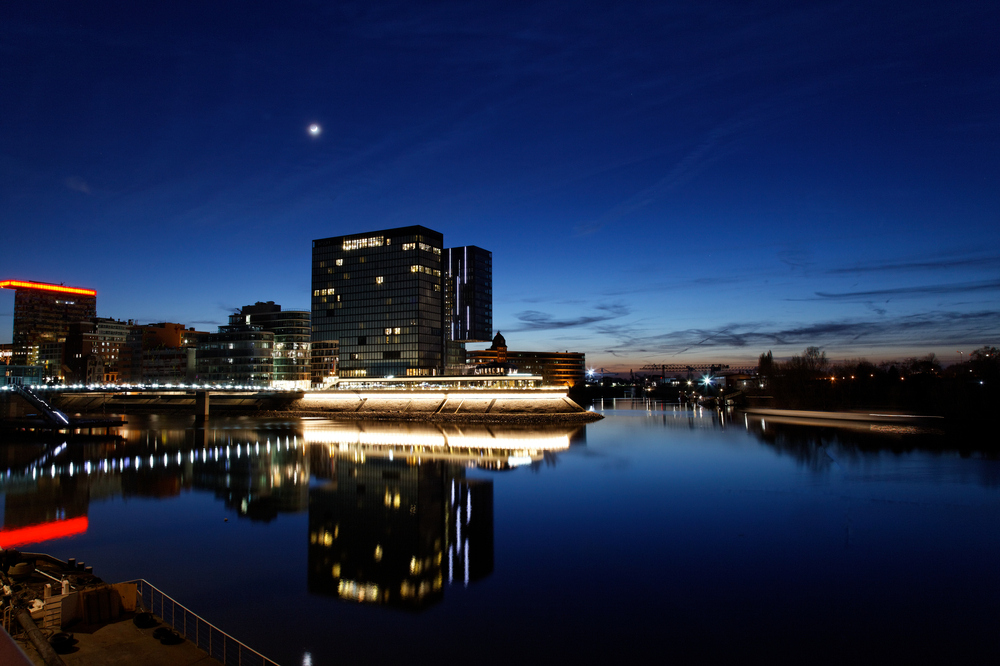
[2,384,601,425]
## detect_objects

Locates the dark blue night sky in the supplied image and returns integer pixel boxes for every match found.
[2,1,998,370]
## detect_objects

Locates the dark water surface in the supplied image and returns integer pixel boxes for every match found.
[2,408,998,664]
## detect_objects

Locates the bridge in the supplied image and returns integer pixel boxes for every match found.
[3,384,125,434]
[1,385,301,432]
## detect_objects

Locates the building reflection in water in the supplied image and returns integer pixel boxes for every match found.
[0,420,311,549]
[0,418,582,607]
[303,421,578,611]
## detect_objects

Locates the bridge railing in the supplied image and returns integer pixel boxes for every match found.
[11,384,68,426]
[130,579,280,666]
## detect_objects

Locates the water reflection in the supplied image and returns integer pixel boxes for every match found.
[0,418,584,597]
[740,412,1000,486]
[301,419,578,468]
[2,413,996,664]
[302,420,582,610]
[307,457,493,611]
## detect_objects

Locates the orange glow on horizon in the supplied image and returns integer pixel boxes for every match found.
[0,280,97,296]
[0,516,89,548]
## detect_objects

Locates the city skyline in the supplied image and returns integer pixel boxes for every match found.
[3,2,998,371]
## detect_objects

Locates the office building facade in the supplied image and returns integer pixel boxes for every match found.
[93,317,130,383]
[468,333,586,388]
[312,226,445,378]
[237,302,311,389]
[196,324,275,386]
[119,322,206,384]
[0,279,97,382]
[311,340,339,387]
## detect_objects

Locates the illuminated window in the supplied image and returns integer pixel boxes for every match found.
[402,242,415,251]
[342,236,384,251]
[375,276,383,284]
[335,259,343,266]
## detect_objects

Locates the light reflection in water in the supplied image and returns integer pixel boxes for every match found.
[0,418,580,557]
[0,413,997,664]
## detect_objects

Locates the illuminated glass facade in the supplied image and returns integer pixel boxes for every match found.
[467,348,587,388]
[445,246,492,343]
[238,301,311,389]
[312,226,445,377]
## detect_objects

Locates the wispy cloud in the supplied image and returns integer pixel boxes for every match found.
[828,255,1000,275]
[598,310,1000,359]
[64,176,90,194]
[809,279,1000,301]
[778,249,813,272]
[509,304,630,332]
[573,110,762,236]
[597,275,746,298]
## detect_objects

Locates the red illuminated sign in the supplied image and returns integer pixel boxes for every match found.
[0,280,97,296]
[0,517,89,548]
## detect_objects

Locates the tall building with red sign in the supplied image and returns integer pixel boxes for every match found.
[0,279,97,382]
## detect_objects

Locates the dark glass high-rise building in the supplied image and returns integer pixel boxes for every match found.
[444,246,492,343]
[312,226,445,378]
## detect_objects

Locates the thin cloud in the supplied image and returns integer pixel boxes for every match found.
[600,310,1000,358]
[829,255,1000,275]
[65,176,90,194]
[509,304,630,332]
[778,249,813,271]
[810,280,1000,301]
[574,111,759,236]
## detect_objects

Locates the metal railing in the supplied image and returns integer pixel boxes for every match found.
[130,579,280,666]
[592,397,683,411]
[1,604,14,636]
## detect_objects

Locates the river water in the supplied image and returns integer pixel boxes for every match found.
[1,405,998,664]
